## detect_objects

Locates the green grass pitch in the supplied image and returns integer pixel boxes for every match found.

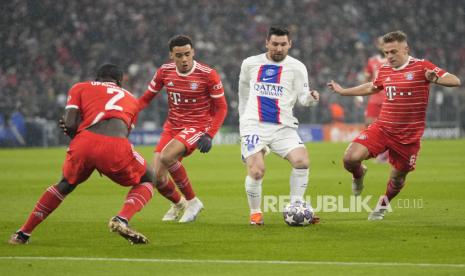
[1,140,465,275]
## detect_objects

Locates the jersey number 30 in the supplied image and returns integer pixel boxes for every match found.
[105,88,125,111]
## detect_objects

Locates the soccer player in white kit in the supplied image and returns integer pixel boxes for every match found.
[238,26,320,225]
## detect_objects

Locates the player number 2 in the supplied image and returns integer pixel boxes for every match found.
[105,88,125,111]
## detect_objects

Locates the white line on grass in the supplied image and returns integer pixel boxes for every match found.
[0,256,464,269]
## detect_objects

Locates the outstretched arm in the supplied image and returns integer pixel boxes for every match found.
[425,70,461,87]
[327,80,381,96]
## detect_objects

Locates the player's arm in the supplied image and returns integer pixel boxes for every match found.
[197,71,228,153]
[327,80,381,96]
[426,70,461,87]
[238,59,251,117]
[138,69,163,110]
[61,108,81,139]
[61,83,83,139]
[296,64,318,106]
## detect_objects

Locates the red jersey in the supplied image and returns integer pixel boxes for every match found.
[373,57,447,144]
[65,81,139,134]
[365,55,387,106]
[139,61,227,137]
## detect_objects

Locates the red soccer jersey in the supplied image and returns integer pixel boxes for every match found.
[139,61,227,136]
[373,57,447,144]
[65,81,139,134]
[365,55,387,106]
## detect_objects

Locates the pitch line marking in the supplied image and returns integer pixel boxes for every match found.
[0,256,465,268]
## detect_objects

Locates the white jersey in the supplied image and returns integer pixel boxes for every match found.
[238,53,316,130]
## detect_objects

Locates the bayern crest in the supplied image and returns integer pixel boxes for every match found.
[405,72,414,80]
[190,82,199,90]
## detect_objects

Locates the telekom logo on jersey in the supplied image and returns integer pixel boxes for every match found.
[385,86,413,101]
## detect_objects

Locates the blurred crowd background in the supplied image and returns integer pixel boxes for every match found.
[1,0,465,146]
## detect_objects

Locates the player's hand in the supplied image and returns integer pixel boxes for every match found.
[197,134,212,153]
[310,90,320,102]
[58,116,68,135]
[327,80,344,94]
[425,69,439,83]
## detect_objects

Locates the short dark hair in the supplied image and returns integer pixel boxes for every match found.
[267,26,290,40]
[383,31,408,43]
[169,35,193,51]
[96,64,123,86]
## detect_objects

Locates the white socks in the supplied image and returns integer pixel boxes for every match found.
[245,175,263,214]
[290,168,309,203]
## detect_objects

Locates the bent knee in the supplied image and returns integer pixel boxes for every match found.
[248,167,265,180]
[343,152,363,164]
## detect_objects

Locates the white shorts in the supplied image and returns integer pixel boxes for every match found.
[240,123,306,160]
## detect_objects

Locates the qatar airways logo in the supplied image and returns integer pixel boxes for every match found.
[254,83,283,98]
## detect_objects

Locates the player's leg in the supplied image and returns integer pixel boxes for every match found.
[343,142,371,194]
[107,144,154,244]
[368,168,409,221]
[244,150,266,225]
[285,147,309,203]
[345,125,387,196]
[10,134,93,245]
[9,177,82,245]
[160,137,203,223]
[153,132,183,206]
[153,153,187,221]
[368,141,418,220]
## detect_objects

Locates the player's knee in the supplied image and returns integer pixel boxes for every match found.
[291,158,309,169]
[55,178,76,195]
[343,152,362,164]
[155,175,169,187]
[159,152,176,167]
[249,167,265,180]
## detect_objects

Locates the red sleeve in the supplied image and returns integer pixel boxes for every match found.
[206,95,228,137]
[207,69,225,98]
[205,69,227,137]
[422,60,447,77]
[373,68,385,89]
[65,83,85,110]
[138,68,164,110]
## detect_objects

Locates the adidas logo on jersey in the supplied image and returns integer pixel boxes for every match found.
[385,77,391,82]
[167,81,174,87]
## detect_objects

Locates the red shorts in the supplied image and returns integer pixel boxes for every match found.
[155,126,206,157]
[63,131,146,186]
[365,102,382,119]
[353,124,420,172]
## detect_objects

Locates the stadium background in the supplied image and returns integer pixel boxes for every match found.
[1,0,464,146]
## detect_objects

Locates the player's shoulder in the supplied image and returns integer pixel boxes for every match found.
[159,62,177,71]
[195,61,216,74]
[285,55,307,68]
[409,57,432,66]
[242,53,265,65]
[69,81,91,92]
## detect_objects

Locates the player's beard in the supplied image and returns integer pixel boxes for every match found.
[270,53,286,62]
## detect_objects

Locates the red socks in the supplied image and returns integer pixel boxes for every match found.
[20,185,66,234]
[167,161,195,200]
[117,182,154,221]
[381,179,405,206]
[155,179,181,204]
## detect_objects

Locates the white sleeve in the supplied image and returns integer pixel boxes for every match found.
[238,59,251,118]
[295,64,317,107]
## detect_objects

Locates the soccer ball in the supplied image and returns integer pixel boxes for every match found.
[283,201,314,226]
